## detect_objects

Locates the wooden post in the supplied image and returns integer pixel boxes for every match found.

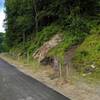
[33,0,38,33]
[65,62,71,80]
[27,51,30,63]
[59,63,62,79]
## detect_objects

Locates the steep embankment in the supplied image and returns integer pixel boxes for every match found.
[9,24,100,83]
[32,32,100,83]
[72,34,100,82]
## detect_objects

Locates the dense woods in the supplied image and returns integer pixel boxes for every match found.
[0,33,4,52]
[0,32,7,52]
[5,0,100,48]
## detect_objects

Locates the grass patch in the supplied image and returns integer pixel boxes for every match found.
[48,31,87,64]
[10,24,62,58]
[73,34,100,83]
[0,53,40,72]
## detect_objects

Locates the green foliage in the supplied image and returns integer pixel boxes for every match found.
[73,34,100,70]
[64,16,89,32]
[0,33,4,52]
[28,25,61,54]
[0,33,8,52]
[48,30,85,64]
[5,0,100,48]
[10,25,61,57]
[5,0,34,47]
[90,20,100,34]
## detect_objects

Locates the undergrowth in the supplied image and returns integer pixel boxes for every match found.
[9,17,100,82]
[10,24,61,58]
[72,33,100,82]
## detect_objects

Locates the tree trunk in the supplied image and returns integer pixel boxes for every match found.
[33,0,38,33]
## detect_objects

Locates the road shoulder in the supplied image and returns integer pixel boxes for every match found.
[0,53,100,100]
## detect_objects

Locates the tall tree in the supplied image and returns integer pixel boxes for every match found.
[4,0,100,48]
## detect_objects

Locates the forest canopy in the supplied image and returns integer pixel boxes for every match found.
[0,32,7,52]
[4,0,100,48]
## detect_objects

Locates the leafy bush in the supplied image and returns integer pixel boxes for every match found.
[90,21,100,34]
[62,15,90,41]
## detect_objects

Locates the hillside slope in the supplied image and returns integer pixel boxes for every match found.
[72,34,100,82]
[9,28,100,83]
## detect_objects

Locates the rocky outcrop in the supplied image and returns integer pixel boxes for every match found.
[32,34,62,62]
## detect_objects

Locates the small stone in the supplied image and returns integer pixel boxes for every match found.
[91,64,96,69]
[82,74,86,76]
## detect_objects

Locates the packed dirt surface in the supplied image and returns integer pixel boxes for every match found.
[0,54,100,100]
